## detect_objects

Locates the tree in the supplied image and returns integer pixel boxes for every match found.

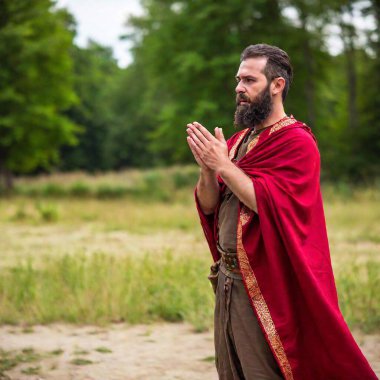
[0,0,78,190]
[60,42,122,171]
[354,0,380,180]
[127,0,296,164]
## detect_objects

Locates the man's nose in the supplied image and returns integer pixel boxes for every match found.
[235,81,245,94]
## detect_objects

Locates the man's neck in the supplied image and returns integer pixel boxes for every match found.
[255,106,286,131]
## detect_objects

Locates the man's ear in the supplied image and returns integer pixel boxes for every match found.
[272,77,285,96]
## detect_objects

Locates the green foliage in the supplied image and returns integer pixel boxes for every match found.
[95,184,129,199]
[121,0,379,181]
[35,202,59,222]
[60,43,123,171]
[0,0,79,181]
[1,0,379,185]
[69,182,91,197]
[41,183,67,197]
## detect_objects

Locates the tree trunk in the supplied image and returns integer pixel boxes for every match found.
[0,161,14,192]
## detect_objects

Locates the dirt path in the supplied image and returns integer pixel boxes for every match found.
[0,323,379,380]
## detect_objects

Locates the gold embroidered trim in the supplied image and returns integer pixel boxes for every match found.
[236,212,294,380]
[269,116,296,135]
[240,205,252,226]
[246,135,260,154]
[228,129,248,160]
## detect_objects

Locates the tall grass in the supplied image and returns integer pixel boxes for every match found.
[0,168,379,332]
[336,261,380,332]
[0,253,378,332]
[8,166,200,201]
[0,252,214,332]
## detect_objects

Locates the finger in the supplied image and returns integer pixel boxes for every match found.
[187,137,206,164]
[187,129,206,149]
[188,124,210,146]
[215,127,226,142]
[193,122,215,141]
[187,136,198,154]
[188,136,205,158]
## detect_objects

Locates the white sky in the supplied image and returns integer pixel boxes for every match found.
[56,1,375,68]
[56,0,143,67]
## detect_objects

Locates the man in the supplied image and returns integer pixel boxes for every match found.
[186,44,377,380]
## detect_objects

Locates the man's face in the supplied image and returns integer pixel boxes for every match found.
[234,57,273,129]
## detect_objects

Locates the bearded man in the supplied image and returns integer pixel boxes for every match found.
[186,44,376,380]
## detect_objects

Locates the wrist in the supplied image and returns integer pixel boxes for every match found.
[218,159,234,178]
[200,166,216,177]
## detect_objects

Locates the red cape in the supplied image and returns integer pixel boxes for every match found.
[195,117,377,380]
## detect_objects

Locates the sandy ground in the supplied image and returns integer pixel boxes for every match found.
[0,323,379,380]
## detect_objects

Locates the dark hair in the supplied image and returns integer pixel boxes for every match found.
[241,44,293,101]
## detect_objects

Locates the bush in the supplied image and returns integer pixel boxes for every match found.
[69,182,91,197]
[41,183,67,197]
[35,202,59,222]
[171,168,199,189]
[95,185,129,199]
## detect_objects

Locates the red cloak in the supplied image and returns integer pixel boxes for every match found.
[195,116,377,380]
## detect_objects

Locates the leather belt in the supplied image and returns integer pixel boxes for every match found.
[220,251,240,274]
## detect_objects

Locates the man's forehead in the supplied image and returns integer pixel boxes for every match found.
[236,57,267,76]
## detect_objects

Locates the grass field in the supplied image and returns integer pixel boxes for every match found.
[0,167,379,332]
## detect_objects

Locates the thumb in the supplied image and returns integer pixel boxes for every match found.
[215,127,225,142]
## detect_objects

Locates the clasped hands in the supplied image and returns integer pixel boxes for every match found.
[186,121,230,173]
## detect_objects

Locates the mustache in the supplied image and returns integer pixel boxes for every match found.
[236,93,250,105]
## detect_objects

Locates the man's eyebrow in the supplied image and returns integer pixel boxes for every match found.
[235,74,257,80]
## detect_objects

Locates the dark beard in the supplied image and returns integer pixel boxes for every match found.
[234,84,273,129]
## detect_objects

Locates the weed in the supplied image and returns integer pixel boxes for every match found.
[21,365,41,375]
[70,358,93,366]
[201,355,215,363]
[95,347,112,354]
[50,349,64,356]
[35,202,59,222]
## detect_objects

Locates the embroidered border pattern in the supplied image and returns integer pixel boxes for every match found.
[240,205,252,227]
[236,213,294,380]
[246,135,260,154]
[228,129,248,160]
[269,116,296,135]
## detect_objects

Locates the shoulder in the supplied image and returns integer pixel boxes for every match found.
[273,121,318,152]
[291,124,318,151]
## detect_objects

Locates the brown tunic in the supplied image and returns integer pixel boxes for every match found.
[214,127,284,379]
[217,129,255,254]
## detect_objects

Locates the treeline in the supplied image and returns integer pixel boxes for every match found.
[0,0,379,190]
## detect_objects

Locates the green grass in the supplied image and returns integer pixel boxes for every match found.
[9,166,199,201]
[21,365,41,375]
[95,347,112,354]
[336,261,380,332]
[0,168,379,333]
[0,348,41,375]
[0,252,214,331]
[70,358,93,366]
[0,251,378,332]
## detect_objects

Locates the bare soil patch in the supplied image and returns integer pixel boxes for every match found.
[1,323,378,380]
